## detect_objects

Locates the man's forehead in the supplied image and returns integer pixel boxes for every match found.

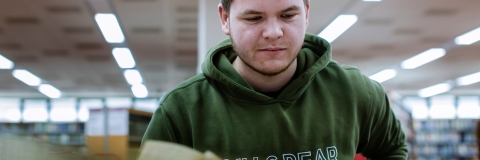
[240,5,301,15]
[230,0,304,13]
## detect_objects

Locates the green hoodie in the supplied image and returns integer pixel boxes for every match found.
[143,34,408,160]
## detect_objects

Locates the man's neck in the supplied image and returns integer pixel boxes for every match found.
[232,58,297,92]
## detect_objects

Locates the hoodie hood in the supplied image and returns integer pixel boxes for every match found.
[202,34,332,104]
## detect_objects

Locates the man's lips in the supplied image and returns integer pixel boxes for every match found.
[258,48,286,55]
[258,48,286,51]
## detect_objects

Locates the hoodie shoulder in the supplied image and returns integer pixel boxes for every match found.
[160,74,209,110]
[340,64,384,91]
[330,61,374,84]
[325,61,384,99]
[169,74,207,93]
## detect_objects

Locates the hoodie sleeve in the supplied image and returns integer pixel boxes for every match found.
[141,104,181,144]
[358,80,408,160]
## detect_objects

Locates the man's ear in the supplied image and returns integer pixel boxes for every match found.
[305,2,310,27]
[218,4,230,35]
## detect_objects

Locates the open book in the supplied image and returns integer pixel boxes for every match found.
[138,140,222,160]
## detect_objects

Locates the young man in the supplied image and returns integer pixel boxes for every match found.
[142,0,408,159]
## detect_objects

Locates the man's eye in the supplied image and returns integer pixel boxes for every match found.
[281,14,295,19]
[245,16,262,21]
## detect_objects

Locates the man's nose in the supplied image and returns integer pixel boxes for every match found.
[262,19,284,40]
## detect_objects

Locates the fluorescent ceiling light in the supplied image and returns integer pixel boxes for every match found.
[38,84,62,98]
[79,99,104,109]
[369,69,396,83]
[455,26,480,45]
[94,13,125,43]
[404,97,429,119]
[6,108,21,122]
[50,107,77,122]
[50,98,77,122]
[0,54,14,69]
[401,48,445,69]
[363,0,381,1]
[106,97,132,108]
[418,83,451,98]
[23,107,48,122]
[0,99,19,122]
[429,95,456,119]
[12,69,42,86]
[318,15,358,43]
[124,69,143,85]
[0,98,20,107]
[23,99,48,122]
[78,107,90,122]
[112,48,136,68]
[131,84,148,98]
[134,98,159,112]
[457,96,480,119]
[456,71,480,86]
[412,103,429,120]
[429,105,456,119]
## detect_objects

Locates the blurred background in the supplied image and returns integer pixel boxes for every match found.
[0,0,479,159]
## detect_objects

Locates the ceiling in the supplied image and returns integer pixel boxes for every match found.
[0,0,479,98]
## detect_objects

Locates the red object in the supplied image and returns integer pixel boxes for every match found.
[354,154,366,160]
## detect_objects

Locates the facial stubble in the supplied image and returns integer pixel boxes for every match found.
[231,37,298,77]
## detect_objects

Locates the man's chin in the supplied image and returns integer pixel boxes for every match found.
[252,66,289,77]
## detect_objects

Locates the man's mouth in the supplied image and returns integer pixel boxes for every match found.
[259,47,286,51]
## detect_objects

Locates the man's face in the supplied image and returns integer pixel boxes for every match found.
[219,0,310,76]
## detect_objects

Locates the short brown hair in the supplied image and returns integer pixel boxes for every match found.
[221,0,309,14]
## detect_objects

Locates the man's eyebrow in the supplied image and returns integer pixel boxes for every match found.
[281,5,301,13]
[241,9,263,15]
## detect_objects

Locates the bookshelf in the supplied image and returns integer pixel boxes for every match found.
[411,119,478,159]
[0,123,85,146]
[402,95,480,160]
[128,109,152,143]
